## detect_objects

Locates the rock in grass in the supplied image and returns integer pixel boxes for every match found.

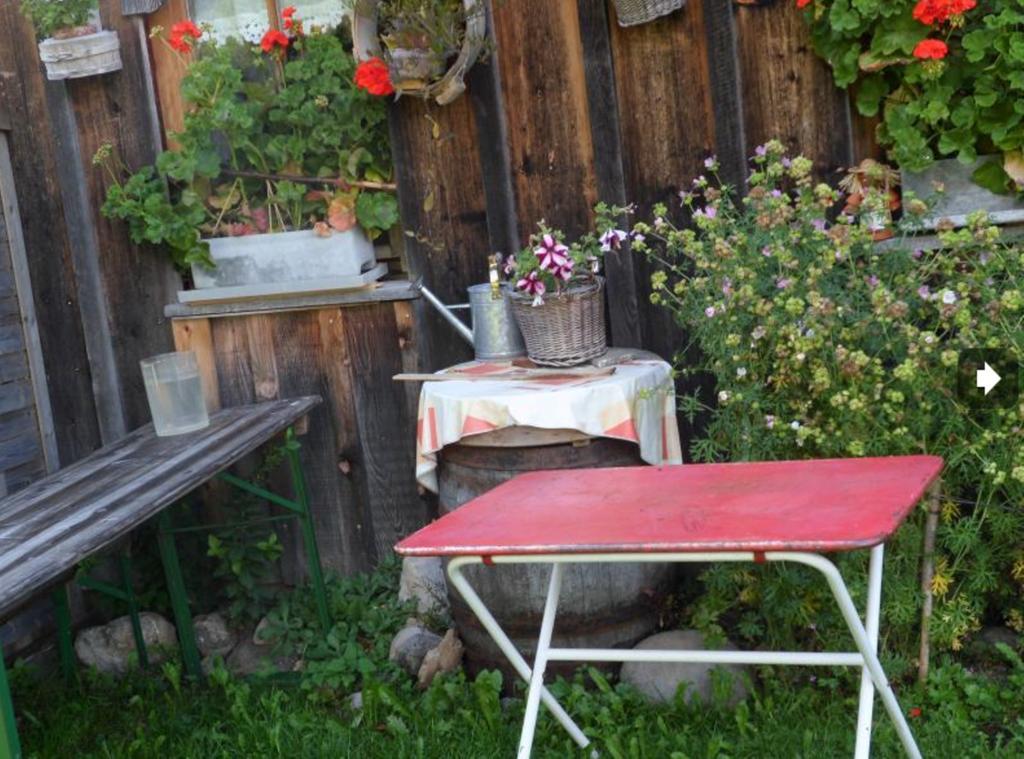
[398,557,449,617]
[193,612,236,658]
[417,628,464,689]
[74,612,176,674]
[620,630,749,706]
[225,638,297,677]
[389,625,442,676]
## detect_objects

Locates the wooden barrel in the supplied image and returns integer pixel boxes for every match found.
[438,434,675,682]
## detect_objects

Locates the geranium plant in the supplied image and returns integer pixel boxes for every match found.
[634,139,1024,654]
[799,0,1024,191]
[21,0,96,39]
[97,9,397,269]
[505,203,633,305]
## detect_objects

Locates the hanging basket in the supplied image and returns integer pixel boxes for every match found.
[611,0,685,27]
[352,0,486,105]
[38,27,122,81]
[509,277,607,367]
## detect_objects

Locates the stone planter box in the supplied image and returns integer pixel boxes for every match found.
[38,30,122,81]
[901,157,1024,230]
[179,228,385,304]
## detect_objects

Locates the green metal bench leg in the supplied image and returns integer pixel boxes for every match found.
[118,554,149,669]
[285,428,331,634]
[0,647,20,759]
[51,587,75,685]
[156,511,202,679]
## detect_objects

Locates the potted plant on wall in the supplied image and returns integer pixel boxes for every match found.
[350,0,486,105]
[800,0,1024,228]
[503,204,631,367]
[21,0,122,80]
[96,11,399,303]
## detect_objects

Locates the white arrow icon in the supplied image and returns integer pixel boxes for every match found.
[977,362,1002,396]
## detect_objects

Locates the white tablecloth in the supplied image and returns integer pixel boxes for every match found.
[415,359,683,492]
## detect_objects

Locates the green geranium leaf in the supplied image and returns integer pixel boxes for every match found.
[855,74,888,116]
[971,159,1012,195]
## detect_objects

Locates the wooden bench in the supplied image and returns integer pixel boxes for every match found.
[0,397,331,759]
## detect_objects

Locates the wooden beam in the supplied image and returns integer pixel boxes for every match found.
[44,79,128,445]
[703,0,747,189]
[576,0,641,349]
[0,134,60,473]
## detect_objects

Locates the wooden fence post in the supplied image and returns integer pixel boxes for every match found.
[918,479,942,683]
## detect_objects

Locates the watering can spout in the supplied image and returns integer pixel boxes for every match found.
[412,279,475,345]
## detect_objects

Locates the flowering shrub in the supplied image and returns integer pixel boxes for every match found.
[505,204,632,305]
[97,11,396,269]
[800,0,1024,189]
[633,140,1024,653]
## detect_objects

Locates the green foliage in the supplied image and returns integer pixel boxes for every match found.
[257,555,413,701]
[20,0,95,39]
[801,1,1024,174]
[98,28,395,270]
[633,141,1024,654]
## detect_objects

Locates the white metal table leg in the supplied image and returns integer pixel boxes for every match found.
[446,558,591,751]
[771,552,923,759]
[854,544,884,758]
[518,563,564,758]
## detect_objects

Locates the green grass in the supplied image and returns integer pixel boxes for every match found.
[9,651,1024,758]
[9,562,1024,758]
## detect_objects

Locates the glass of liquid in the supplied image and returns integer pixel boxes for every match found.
[140,351,210,436]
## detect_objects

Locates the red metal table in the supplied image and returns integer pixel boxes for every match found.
[396,455,943,759]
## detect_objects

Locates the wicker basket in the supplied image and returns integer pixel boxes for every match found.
[509,277,607,367]
[611,0,685,27]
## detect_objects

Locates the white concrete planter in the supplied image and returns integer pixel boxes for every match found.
[38,29,122,81]
[901,157,1024,230]
[180,227,386,304]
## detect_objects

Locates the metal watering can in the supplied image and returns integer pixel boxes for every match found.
[414,275,527,361]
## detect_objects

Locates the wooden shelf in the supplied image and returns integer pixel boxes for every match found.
[164,279,420,319]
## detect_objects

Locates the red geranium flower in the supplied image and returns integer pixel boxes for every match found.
[913,0,975,26]
[909,707,922,718]
[354,57,395,97]
[913,39,949,60]
[260,29,290,54]
[282,5,301,32]
[796,0,813,8]
[169,20,202,53]
[282,5,297,18]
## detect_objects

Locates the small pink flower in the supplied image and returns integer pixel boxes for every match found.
[534,234,570,274]
[776,277,791,289]
[917,285,931,300]
[517,270,546,297]
[705,306,717,318]
[600,229,628,252]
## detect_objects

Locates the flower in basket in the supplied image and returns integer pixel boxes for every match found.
[508,203,632,307]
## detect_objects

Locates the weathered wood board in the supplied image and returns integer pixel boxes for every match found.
[0,397,319,621]
[171,293,430,576]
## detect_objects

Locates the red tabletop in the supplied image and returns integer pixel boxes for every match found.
[395,456,943,557]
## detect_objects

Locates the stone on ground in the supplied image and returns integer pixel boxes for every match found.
[225,638,298,677]
[620,629,749,706]
[389,624,442,676]
[417,628,464,689]
[74,612,176,674]
[193,612,236,658]
[398,557,449,617]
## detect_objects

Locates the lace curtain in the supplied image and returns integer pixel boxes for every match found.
[190,1,347,44]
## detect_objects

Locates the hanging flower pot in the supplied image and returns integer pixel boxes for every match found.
[611,0,685,27]
[22,2,122,81]
[352,0,486,105]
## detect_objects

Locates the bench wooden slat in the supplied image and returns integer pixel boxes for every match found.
[0,397,319,619]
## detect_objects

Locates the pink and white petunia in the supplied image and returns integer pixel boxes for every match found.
[534,234,571,273]
[600,228,629,252]
[517,270,546,297]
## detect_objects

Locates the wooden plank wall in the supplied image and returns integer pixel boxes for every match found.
[392,0,874,447]
[172,299,429,577]
[0,0,180,464]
